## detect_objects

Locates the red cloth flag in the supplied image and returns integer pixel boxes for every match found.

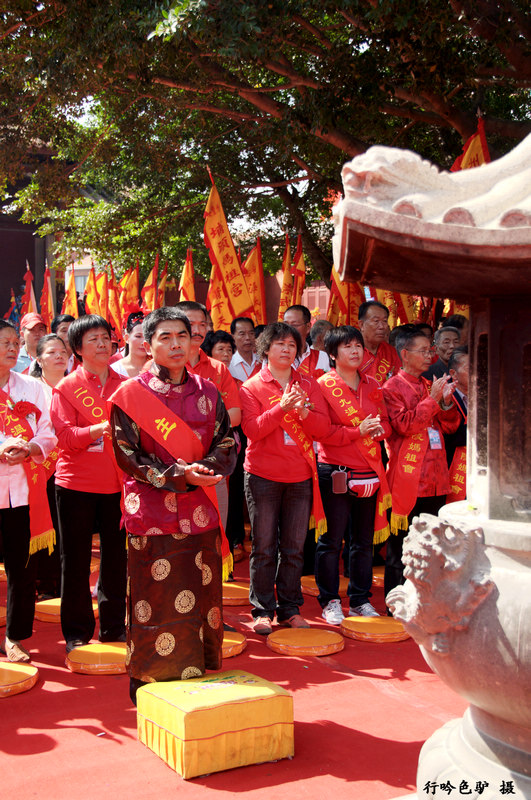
[95,271,108,321]
[240,238,266,325]
[277,234,293,320]
[21,263,38,316]
[120,262,140,317]
[141,255,159,313]
[61,266,79,318]
[107,263,123,341]
[84,266,100,316]
[178,248,196,302]
[157,261,168,308]
[291,234,306,306]
[3,288,16,321]
[203,178,254,318]
[451,117,490,172]
[39,267,54,331]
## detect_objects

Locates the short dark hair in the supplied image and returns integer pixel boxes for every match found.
[51,314,75,333]
[448,345,468,373]
[416,322,433,337]
[174,300,207,319]
[143,307,191,344]
[256,322,303,362]
[442,314,468,331]
[389,323,418,349]
[309,319,333,344]
[0,319,16,333]
[284,304,311,324]
[68,315,111,362]
[29,334,67,378]
[358,300,389,322]
[394,330,430,360]
[230,317,255,334]
[324,325,364,362]
[201,329,236,357]
[434,326,460,344]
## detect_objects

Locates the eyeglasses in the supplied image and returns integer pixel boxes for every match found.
[287,321,308,328]
[406,348,432,356]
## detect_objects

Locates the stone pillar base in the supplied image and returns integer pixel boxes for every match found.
[412,709,530,799]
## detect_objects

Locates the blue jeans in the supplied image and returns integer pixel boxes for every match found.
[315,463,377,609]
[244,472,312,621]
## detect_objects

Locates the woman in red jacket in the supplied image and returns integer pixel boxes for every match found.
[51,315,127,654]
[316,326,392,624]
[240,322,330,635]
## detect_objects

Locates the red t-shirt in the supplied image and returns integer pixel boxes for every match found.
[51,366,124,494]
[188,350,241,411]
[240,365,331,483]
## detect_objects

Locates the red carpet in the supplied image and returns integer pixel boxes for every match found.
[0,556,466,800]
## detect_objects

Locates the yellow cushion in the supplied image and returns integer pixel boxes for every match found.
[300,575,349,597]
[372,566,385,587]
[0,564,6,582]
[341,616,410,643]
[35,598,99,623]
[0,606,6,627]
[222,631,247,659]
[0,663,39,698]
[222,580,250,606]
[66,642,127,675]
[137,669,294,779]
[267,628,344,657]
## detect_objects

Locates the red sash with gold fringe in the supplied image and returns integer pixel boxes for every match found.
[245,373,327,540]
[317,370,391,543]
[109,379,233,579]
[0,387,55,555]
[447,446,466,502]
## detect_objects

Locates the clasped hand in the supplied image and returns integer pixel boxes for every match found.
[0,436,30,465]
[280,382,309,419]
[430,374,455,404]
[359,414,384,439]
[177,458,223,487]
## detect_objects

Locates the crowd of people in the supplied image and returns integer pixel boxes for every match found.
[0,298,469,704]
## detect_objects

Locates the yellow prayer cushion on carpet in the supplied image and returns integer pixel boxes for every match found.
[267,628,344,657]
[35,598,99,623]
[300,575,349,597]
[372,566,385,587]
[0,564,6,582]
[340,616,410,643]
[66,642,127,675]
[0,606,6,627]
[222,580,250,606]
[90,556,100,573]
[0,663,39,698]
[222,631,247,659]
[137,669,294,779]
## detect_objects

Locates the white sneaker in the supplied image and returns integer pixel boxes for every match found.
[350,602,380,617]
[321,599,345,625]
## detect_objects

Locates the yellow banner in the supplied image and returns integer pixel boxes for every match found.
[277,234,293,320]
[291,235,305,306]
[178,248,196,302]
[203,182,253,318]
[240,238,265,325]
[141,255,159,313]
[84,267,100,316]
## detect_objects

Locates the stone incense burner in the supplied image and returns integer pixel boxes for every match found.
[334,136,531,799]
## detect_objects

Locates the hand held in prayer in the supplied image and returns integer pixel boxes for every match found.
[430,374,451,402]
[280,384,303,411]
[359,413,382,438]
[441,378,456,404]
[0,436,30,464]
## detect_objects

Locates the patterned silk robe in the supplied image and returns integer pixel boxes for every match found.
[111,363,236,683]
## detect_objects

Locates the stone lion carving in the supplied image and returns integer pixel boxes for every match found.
[386,513,494,656]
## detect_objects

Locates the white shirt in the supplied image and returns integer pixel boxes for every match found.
[294,345,330,374]
[0,372,57,508]
[229,350,258,383]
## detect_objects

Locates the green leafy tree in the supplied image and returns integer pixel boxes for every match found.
[1,1,529,283]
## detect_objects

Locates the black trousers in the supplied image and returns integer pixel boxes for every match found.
[56,487,127,644]
[0,505,36,641]
[226,426,247,549]
[384,495,446,599]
